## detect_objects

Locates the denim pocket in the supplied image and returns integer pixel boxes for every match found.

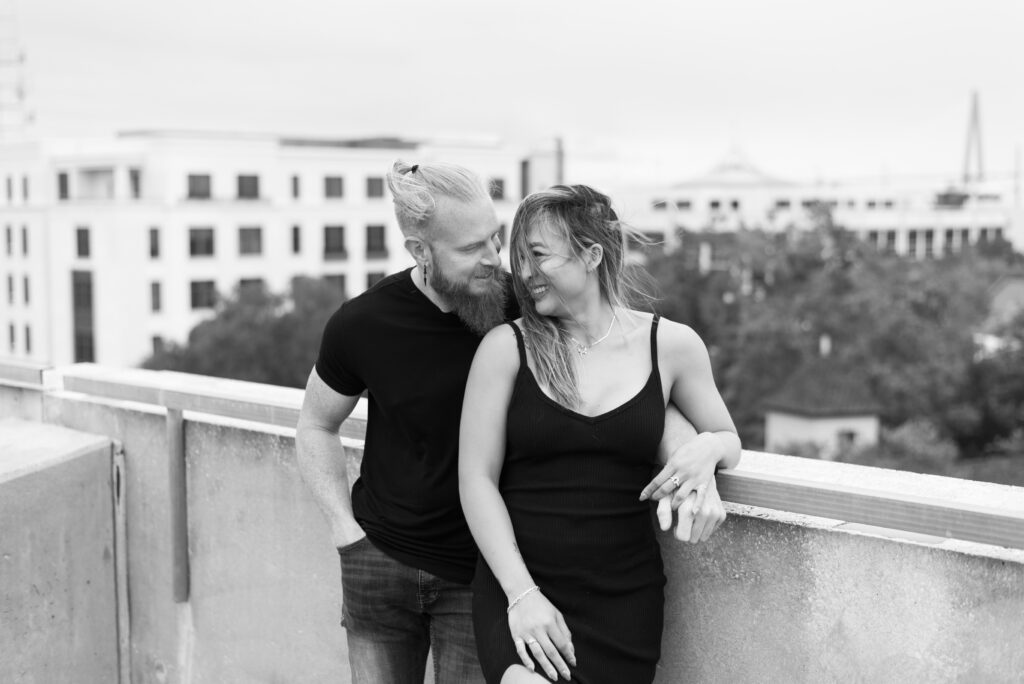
[337,534,370,556]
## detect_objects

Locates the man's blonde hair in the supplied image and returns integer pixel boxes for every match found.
[385,160,492,237]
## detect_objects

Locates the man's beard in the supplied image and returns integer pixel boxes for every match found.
[429,264,507,336]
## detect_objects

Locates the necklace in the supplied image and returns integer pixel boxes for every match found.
[567,314,616,357]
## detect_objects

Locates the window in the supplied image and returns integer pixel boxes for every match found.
[837,429,856,452]
[979,228,989,243]
[239,226,263,255]
[292,225,301,254]
[72,271,95,362]
[76,227,90,258]
[190,280,217,309]
[676,200,692,210]
[8,324,13,352]
[367,176,385,198]
[709,200,721,210]
[22,276,28,305]
[775,199,791,210]
[489,178,505,201]
[291,175,301,200]
[883,200,895,209]
[961,228,970,247]
[730,200,740,210]
[21,226,27,256]
[866,200,877,209]
[366,224,387,258]
[237,174,260,199]
[151,282,161,312]
[22,176,28,201]
[149,227,160,258]
[994,227,1004,241]
[367,271,387,289]
[800,199,815,209]
[24,325,30,354]
[944,228,955,255]
[652,199,667,210]
[129,168,142,199]
[325,176,344,199]
[6,275,12,304]
[923,229,934,258]
[152,336,165,355]
[187,174,212,199]
[886,230,897,252]
[4,225,10,255]
[324,225,347,259]
[323,274,346,299]
[5,176,12,201]
[867,230,879,248]
[907,230,918,257]
[239,278,264,297]
[58,172,69,200]
[189,228,215,257]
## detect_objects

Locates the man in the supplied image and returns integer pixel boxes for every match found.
[296,160,726,684]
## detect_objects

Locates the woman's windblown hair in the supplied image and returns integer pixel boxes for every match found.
[510,184,654,408]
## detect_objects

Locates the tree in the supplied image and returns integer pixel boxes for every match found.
[142,277,342,388]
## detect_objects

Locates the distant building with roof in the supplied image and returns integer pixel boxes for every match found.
[617,148,1020,266]
[763,341,882,459]
[0,130,556,368]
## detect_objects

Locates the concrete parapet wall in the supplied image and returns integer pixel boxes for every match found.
[2,372,1023,684]
[0,419,118,684]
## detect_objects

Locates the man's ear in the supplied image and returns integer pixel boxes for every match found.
[404,235,430,268]
[585,243,604,272]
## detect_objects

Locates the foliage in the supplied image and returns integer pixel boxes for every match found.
[646,213,1024,482]
[142,277,342,389]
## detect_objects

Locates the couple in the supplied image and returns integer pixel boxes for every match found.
[296,161,740,684]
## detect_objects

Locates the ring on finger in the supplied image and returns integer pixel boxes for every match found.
[526,637,538,645]
[669,475,681,488]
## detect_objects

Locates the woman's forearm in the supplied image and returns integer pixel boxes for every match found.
[461,475,537,599]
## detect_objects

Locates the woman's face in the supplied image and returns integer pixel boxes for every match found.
[519,218,591,317]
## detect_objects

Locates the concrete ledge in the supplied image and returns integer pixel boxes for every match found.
[0,419,118,684]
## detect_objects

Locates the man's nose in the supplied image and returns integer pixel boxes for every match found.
[481,239,500,267]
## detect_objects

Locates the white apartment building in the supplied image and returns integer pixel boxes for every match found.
[0,131,553,368]
[618,150,1022,261]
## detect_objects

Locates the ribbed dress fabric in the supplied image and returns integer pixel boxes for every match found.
[472,317,667,684]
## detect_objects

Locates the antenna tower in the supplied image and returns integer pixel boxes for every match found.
[962,91,984,186]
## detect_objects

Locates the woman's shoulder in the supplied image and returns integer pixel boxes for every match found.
[475,322,522,369]
[639,312,709,359]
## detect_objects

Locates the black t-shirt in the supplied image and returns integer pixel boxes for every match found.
[315,267,518,583]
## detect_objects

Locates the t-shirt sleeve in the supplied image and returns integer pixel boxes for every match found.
[314,302,366,397]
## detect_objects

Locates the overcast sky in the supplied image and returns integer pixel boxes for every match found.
[14,0,1024,188]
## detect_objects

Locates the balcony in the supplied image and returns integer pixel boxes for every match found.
[1,360,1022,683]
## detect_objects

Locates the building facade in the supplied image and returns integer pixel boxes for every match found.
[618,151,1021,261]
[0,131,551,368]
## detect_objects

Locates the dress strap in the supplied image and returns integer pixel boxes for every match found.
[650,314,661,375]
[508,321,528,367]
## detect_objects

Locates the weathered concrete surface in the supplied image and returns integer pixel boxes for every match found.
[42,394,186,684]
[0,419,117,684]
[0,384,44,422]
[184,419,347,683]
[655,454,1024,684]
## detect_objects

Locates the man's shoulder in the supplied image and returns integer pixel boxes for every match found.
[340,268,415,316]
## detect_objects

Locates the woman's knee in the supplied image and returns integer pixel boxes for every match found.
[500,664,551,684]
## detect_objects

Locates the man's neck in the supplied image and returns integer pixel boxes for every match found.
[411,265,454,313]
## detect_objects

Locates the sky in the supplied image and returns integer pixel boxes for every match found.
[11,0,1024,189]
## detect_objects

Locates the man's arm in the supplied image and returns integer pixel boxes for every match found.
[296,367,365,548]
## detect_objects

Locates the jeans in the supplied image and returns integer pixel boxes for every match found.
[339,536,485,684]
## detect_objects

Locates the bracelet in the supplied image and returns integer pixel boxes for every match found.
[507,585,540,614]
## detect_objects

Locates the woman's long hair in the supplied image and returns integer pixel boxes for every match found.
[510,185,653,408]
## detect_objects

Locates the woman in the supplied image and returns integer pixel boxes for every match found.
[459,185,741,683]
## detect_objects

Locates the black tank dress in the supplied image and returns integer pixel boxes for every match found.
[472,317,667,684]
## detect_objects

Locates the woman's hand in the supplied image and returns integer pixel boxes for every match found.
[508,589,575,681]
[640,431,723,504]
[656,475,726,543]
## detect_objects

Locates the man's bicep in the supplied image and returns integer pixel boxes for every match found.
[298,367,361,434]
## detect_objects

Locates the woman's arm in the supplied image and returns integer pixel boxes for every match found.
[640,321,741,525]
[459,325,575,681]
